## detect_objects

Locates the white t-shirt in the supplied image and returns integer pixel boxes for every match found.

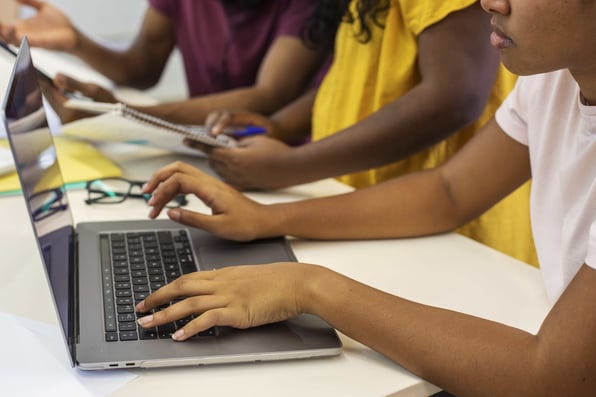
[495,69,596,302]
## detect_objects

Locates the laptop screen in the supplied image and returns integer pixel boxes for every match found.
[2,38,75,356]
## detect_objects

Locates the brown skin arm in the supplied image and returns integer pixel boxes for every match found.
[139,37,326,125]
[138,121,596,396]
[0,2,175,89]
[0,0,78,50]
[41,39,324,126]
[142,118,529,241]
[203,3,502,190]
[303,262,596,397]
[138,261,596,397]
[66,6,175,88]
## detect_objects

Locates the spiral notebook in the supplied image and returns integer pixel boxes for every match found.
[61,99,236,155]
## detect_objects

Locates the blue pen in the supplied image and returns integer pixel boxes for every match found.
[229,126,267,138]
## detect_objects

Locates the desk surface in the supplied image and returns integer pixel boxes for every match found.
[0,143,552,397]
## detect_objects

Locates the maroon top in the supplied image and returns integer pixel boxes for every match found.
[148,0,318,97]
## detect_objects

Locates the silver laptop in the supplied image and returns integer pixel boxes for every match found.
[2,37,342,370]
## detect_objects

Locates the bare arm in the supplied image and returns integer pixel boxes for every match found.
[0,2,174,88]
[143,117,529,241]
[292,3,500,179]
[139,260,596,396]
[139,121,596,396]
[260,118,531,240]
[69,7,175,88]
[138,37,327,124]
[207,4,502,190]
[302,262,596,397]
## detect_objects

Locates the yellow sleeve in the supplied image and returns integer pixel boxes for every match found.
[398,0,477,36]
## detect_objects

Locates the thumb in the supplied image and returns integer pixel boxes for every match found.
[166,208,250,242]
[167,208,218,233]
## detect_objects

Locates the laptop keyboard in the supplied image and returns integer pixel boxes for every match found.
[100,229,215,342]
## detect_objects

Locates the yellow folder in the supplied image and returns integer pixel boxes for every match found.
[0,135,122,194]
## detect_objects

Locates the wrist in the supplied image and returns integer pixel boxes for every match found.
[295,264,338,317]
[70,30,92,56]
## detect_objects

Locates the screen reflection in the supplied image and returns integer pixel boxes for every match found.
[3,38,74,344]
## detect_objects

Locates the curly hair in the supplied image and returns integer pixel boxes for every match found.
[219,0,268,9]
[303,0,391,51]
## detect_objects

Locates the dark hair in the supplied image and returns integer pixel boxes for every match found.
[219,0,268,9]
[304,0,391,51]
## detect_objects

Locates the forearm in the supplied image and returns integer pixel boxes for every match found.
[281,82,485,185]
[301,265,587,397]
[265,170,461,240]
[67,5,173,88]
[145,37,327,125]
[139,86,304,125]
[69,33,162,88]
[262,122,530,240]
[268,89,317,144]
[299,268,536,397]
[283,5,501,185]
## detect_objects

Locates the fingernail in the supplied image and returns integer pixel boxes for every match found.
[172,329,184,341]
[168,209,181,221]
[138,315,153,326]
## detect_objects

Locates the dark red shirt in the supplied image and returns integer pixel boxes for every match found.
[148,0,317,97]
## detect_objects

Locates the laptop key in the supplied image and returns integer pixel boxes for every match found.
[118,313,136,322]
[134,292,149,301]
[105,332,118,342]
[138,326,158,340]
[117,304,135,313]
[181,263,196,274]
[158,323,176,339]
[119,322,137,331]
[117,297,133,305]
[157,231,173,243]
[119,331,138,341]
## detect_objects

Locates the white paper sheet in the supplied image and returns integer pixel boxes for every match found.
[0,147,15,175]
[0,312,136,397]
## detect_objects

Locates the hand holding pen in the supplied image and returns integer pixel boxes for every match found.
[227,125,267,138]
[205,109,275,139]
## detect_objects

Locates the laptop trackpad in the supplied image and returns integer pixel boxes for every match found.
[197,241,295,270]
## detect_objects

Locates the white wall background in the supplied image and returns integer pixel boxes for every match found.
[20,0,147,41]
[19,0,187,101]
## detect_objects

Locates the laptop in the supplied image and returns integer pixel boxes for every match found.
[1,37,342,370]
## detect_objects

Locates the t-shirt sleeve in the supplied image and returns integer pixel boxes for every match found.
[275,0,317,37]
[495,78,530,146]
[400,0,477,36]
[587,221,596,270]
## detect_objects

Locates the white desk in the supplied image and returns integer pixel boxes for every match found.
[0,143,552,397]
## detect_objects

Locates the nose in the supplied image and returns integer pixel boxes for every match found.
[480,0,510,15]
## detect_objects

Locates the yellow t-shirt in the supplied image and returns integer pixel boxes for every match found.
[312,0,538,266]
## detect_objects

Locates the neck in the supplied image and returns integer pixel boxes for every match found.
[570,69,596,106]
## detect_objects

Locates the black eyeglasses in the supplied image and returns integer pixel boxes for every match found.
[30,187,69,222]
[85,177,188,208]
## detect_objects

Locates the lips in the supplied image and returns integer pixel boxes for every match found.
[490,25,513,50]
